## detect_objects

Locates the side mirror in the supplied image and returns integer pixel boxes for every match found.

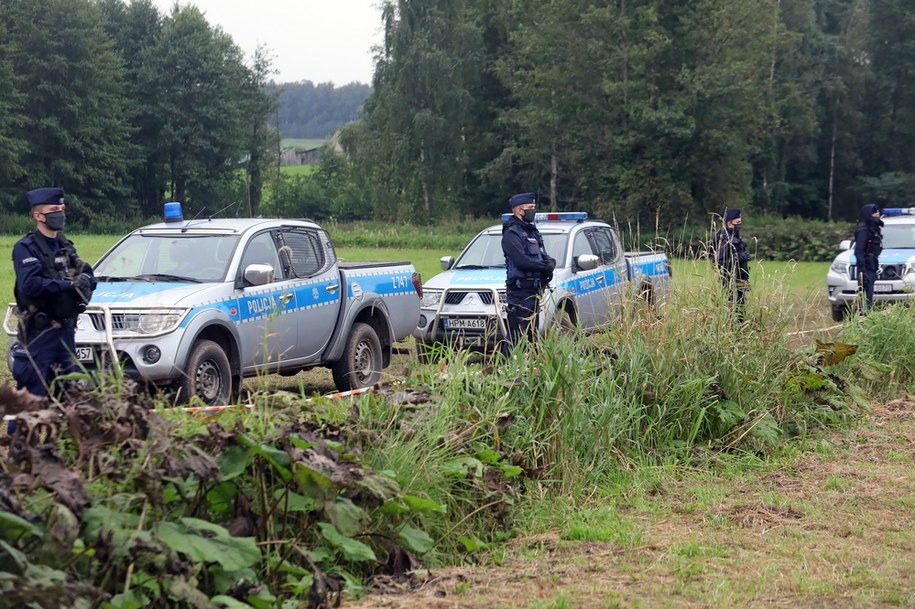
[440,256,455,271]
[839,239,852,250]
[576,254,599,271]
[244,263,274,286]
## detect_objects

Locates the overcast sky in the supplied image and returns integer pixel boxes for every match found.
[149,0,383,85]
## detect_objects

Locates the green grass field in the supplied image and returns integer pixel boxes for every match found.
[279,164,318,176]
[280,138,326,150]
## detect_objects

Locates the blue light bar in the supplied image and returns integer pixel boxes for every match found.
[163,201,184,222]
[500,211,589,222]
[881,207,915,216]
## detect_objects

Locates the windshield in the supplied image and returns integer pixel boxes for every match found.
[94,234,241,283]
[454,232,568,269]
[882,223,915,249]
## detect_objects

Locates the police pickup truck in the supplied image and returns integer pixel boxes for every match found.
[414,212,671,351]
[826,207,915,320]
[5,204,422,404]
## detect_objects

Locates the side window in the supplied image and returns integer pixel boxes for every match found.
[240,232,283,281]
[278,228,330,278]
[572,231,594,263]
[590,229,618,265]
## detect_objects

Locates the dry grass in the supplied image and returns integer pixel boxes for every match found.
[345,397,915,609]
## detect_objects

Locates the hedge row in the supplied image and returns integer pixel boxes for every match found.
[629,215,856,263]
[0,212,858,263]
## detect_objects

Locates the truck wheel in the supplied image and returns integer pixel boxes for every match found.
[830,305,847,322]
[331,322,382,391]
[177,339,232,405]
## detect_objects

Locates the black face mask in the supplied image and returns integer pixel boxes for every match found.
[42,210,66,231]
[521,208,537,223]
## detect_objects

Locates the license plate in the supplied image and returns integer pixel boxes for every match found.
[444,317,486,330]
[874,283,892,293]
[75,346,94,362]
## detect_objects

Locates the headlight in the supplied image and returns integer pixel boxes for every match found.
[111,309,188,335]
[830,261,848,274]
[421,289,443,308]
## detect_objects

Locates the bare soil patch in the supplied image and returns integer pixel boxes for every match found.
[346,397,915,609]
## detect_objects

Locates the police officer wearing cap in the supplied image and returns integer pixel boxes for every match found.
[712,208,751,321]
[854,203,883,311]
[501,193,556,357]
[11,187,96,399]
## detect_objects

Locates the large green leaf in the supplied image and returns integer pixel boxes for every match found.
[402,495,445,513]
[0,510,43,541]
[293,463,338,500]
[327,497,368,537]
[218,445,252,481]
[317,522,376,562]
[399,524,434,554]
[157,519,261,571]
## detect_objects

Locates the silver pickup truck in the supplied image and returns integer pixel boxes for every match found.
[414,212,671,352]
[6,209,421,404]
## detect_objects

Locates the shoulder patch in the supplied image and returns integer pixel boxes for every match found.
[21,257,39,265]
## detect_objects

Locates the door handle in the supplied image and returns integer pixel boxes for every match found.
[595,275,605,282]
[279,292,292,303]
[326,283,340,293]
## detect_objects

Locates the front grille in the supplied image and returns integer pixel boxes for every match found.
[444,290,504,305]
[445,292,466,305]
[85,312,136,331]
[850,263,908,280]
[86,312,106,330]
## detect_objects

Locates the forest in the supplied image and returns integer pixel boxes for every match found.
[2,0,915,226]
[274,82,371,140]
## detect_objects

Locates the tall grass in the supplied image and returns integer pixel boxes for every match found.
[351,269,871,546]
[833,301,915,398]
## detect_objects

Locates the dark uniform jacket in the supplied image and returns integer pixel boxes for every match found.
[13,232,96,324]
[502,216,555,289]
[713,226,750,282]
[854,203,883,274]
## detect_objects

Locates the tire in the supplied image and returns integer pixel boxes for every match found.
[331,322,382,391]
[177,339,232,405]
[831,305,847,322]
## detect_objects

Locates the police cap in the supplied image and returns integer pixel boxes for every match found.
[509,192,535,208]
[27,187,65,207]
[721,208,741,223]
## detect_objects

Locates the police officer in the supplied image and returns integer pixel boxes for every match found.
[501,192,556,357]
[713,208,751,321]
[11,187,96,399]
[854,203,883,312]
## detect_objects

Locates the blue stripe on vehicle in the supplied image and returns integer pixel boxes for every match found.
[850,250,915,265]
[345,269,418,299]
[91,282,187,302]
[449,270,506,284]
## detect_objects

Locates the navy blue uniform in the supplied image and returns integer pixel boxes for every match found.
[854,203,883,311]
[713,226,751,319]
[11,232,96,397]
[501,216,555,356]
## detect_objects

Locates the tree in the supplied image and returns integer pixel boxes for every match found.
[2,0,133,218]
[352,0,490,219]
[241,44,280,217]
[0,10,28,211]
[136,5,250,214]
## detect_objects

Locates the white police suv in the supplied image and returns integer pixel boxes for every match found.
[414,212,671,352]
[826,207,915,320]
